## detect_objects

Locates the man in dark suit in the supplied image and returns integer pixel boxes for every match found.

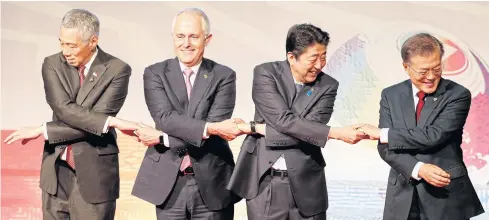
[227,24,366,220]
[358,33,484,220]
[4,9,139,220]
[131,8,241,220]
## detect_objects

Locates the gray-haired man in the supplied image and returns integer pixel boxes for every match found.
[131,8,241,220]
[4,9,139,220]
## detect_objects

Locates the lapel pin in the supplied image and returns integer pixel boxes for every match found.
[204,74,208,79]
[307,90,313,96]
[89,77,94,82]
[434,97,437,101]
[93,72,98,77]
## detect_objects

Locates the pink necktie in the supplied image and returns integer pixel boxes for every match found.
[180,68,194,171]
[66,65,86,169]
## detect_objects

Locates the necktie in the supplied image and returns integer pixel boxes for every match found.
[416,91,426,123]
[180,68,194,171]
[66,65,86,169]
[295,83,303,99]
[183,68,194,99]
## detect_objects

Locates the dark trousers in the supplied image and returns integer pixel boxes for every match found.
[408,186,471,220]
[246,172,326,220]
[42,160,116,220]
[156,173,233,220]
[408,187,424,220]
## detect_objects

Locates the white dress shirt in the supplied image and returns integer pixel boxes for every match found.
[160,60,209,147]
[43,49,109,160]
[379,83,424,180]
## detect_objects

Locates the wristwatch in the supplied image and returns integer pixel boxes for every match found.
[250,121,257,134]
[159,135,165,147]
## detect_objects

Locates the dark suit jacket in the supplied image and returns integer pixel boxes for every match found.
[40,47,131,203]
[227,61,339,216]
[131,58,238,211]
[378,79,484,220]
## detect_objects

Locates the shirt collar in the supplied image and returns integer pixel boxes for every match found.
[83,48,98,73]
[179,60,202,75]
[292,76,304,85]
[412,83,420,98]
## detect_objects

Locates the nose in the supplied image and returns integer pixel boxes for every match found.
[425,71,436,80]
[62,47,71,57]
[314,59,323,71]
[183,37,191,47]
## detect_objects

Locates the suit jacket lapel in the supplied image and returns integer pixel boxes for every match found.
[400,80,416,129]
[278,61,296,108]
[76,49,108,104]
[292,74,325,115]
[59,55,81,98]
[166,58,189,111]
[188,59,214,117]
[417,78,447,128]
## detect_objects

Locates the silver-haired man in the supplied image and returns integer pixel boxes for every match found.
[131,8,242,220]
[4,8,139,220]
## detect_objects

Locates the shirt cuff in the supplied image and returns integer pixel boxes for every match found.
[163,133,170,147]
[411,162,424,180]
[380,128,389,144]
[102,117,111,133]
[43,123,48,140]
[203,123,210,139]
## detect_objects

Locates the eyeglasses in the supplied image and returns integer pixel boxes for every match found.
[407,64,443,77]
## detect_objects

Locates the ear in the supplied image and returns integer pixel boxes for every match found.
[204,33,213,46]
[89,35,99,51]
[402,62,409,72]
[287,52,296,64]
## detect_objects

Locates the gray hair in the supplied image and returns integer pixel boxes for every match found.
[61,9,100,42]
[171,8,211,35]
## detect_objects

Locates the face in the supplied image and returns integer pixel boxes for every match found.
[173,12,212,67]
[59,28,97,67]
[403,50,443,94]
[287,43,327,83]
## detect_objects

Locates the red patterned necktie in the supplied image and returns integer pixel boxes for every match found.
[416,91,426,123]
[180,68,194,171]
[66,65,86,169]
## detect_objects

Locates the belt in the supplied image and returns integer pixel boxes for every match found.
[270,169,288,178]
[178,167,194,176]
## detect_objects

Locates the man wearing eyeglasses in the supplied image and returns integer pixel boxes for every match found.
[131,8,241,220]
[358,33,484,220]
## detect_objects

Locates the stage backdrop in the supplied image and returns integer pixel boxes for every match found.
[1,2,488,219]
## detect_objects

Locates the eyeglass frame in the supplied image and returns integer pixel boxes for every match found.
[406,63,444,77]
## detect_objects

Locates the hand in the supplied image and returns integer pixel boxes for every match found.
[236,123,266,136]
[4,126,43,145]
[232,118,245,124]
[134,122,163,147]
[418,164,451,187]
[236,123,252,134]
[355,124,380,140]
[109,117,139,133]
[328,125,367,144]
[208,118,245,141]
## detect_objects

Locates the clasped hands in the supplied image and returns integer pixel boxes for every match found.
[120,120,454,188]
[120,118,254,147]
